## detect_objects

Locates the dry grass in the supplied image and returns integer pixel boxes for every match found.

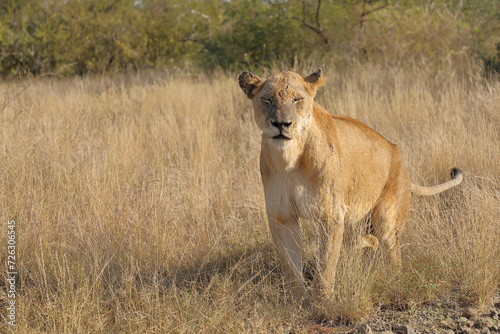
[0,65,499,332]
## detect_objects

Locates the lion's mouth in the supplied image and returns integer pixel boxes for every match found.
[273,134,291,140]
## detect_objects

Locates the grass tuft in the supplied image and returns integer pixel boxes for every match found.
[1,65,499,332]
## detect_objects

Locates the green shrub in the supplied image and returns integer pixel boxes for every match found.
[484,42,500,76]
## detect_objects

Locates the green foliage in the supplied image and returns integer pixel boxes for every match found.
[0,0,205,76]
[484,42,500,76]
[0,0,499,77]
[202,1,309,69]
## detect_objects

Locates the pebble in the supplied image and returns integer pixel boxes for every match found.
[357,324,373,334]
[442,317,456,329]
[393,325,415,334]
[459,316,470,324]
[483,318,495,328]
[463,307,479,319]
[481,327,491,334]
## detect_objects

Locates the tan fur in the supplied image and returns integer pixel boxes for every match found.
[238,69,463,306]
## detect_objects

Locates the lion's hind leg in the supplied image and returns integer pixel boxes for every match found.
[371,189,411,265]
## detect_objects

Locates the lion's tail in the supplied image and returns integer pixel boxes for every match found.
[411,168,463,196]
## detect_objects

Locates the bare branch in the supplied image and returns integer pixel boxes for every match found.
[315,0,322,33]
[360,0,388,30]
[362,4,388,18]
[300,0,328,45]
[189,9,212,41]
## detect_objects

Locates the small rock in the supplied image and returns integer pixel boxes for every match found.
[464,308,479,319]
[393,325,415,334]
[442,317,456,329]
[476,319,487,328]
[470,317,482,327]
[460,317,470,324]
[358,324,373,334]
[461,328,480,334]
[482,327,491,334]
[483,318,496,328]
[426,325,441,333]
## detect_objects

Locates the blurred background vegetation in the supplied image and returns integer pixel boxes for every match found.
[0,0,499,77]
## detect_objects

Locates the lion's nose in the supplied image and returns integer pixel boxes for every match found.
[271,121,292,131]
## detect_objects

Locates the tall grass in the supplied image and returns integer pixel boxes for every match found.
[0,64,499,332]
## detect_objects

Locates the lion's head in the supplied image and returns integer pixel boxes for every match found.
[238,69,325,142]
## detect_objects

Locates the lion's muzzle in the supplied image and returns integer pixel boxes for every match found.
[271,120,293,140]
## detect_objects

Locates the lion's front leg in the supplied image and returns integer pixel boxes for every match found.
[312,206,345,300]
[268,215,310,306]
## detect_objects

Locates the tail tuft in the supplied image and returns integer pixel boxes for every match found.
[451,168,463,179]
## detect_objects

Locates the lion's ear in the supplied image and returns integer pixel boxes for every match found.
[238,71,262,99]
[304,68,325,90]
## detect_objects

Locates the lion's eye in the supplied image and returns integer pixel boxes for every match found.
[262,98,272,104]
[293,97,304,103]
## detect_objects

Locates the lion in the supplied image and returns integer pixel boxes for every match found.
[238,69,463,306]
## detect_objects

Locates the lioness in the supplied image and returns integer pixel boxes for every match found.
[238,69,463,305]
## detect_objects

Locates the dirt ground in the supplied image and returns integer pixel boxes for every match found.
[306,292,500,334]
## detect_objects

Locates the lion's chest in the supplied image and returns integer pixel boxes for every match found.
[264,170,320,221]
